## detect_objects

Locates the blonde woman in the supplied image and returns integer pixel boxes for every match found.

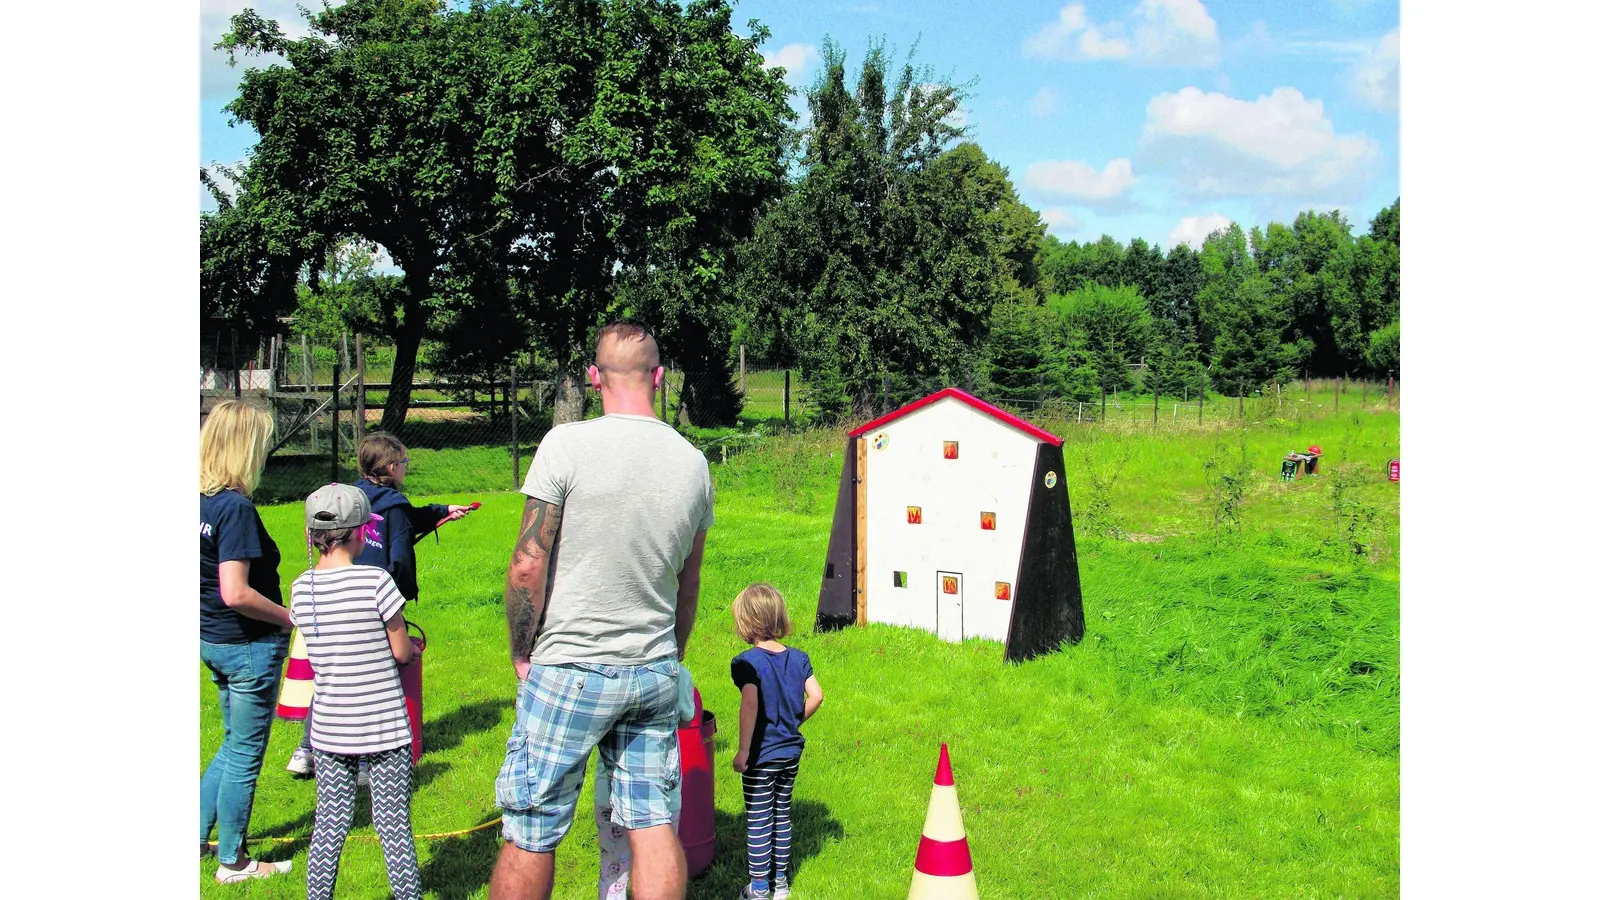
[199,400,295,883]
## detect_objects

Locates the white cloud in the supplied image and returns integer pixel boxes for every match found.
[1039,208,1080,235]
[1167,213,1232,249]
[763,43,820,82]
[1030,87,1061,118]
[1023,1,1219,67]
[1139,86,1380,201]
[1023,158,1137,207]
[1348,28,1399,112]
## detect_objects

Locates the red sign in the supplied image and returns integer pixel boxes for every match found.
[1388,459,1400,482]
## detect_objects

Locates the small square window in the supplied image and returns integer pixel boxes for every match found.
[907,506,922,524]
[943,441,959,459]
[995,582,1012,601]
[893,571,908,588]
[980,511,996,530]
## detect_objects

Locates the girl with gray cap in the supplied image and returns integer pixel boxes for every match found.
[292,483,422,900]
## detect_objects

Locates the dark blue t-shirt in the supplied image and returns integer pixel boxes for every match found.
[353,480,449,602]
[200,489,283,644]
[731,646,813,765]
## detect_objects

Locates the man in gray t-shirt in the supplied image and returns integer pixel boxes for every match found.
[490,322,710,900]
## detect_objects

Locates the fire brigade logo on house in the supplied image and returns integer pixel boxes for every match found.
[872,432,889,451]
[1044,471,1057,489]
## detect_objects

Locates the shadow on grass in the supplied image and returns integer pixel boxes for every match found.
[248,759,453,861]
[423,700,509,755]
[415,799,842,900]
[690,799,842,899]
[421,815,502,900]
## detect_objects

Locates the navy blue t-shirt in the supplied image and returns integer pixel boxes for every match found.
[353,480,449,602]
[200,489,283,644]
[731,646,813,765]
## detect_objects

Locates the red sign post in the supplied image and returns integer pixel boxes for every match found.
[1388,459,1400,483]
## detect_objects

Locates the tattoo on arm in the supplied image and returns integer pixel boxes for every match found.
[505,497,563,662]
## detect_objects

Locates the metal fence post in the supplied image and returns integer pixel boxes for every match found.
[231,329,242,398]
[510,367,520,489]
[332,357,342,482]
[354,332,366,446]
[1153,384,1160,426]
[739,344,746,395]
[660,368,669,421]
[783,369,791,428]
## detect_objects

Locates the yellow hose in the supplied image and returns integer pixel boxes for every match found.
[209,816,502,847]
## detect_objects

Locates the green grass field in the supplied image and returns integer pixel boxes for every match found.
[203,396,1399,898]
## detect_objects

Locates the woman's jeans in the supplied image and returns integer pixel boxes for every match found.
[200,633,289,865]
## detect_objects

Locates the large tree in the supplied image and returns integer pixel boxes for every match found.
[206,0,790,431]
[736,40,1008,418]
[1047,283,1152,395]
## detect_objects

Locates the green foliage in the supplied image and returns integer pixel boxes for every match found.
[737,42,1021,420]
[1047,283,1151,394]
[1366,320,1400,377]
[1075,448,1129,539]
[1325,461,1382,560]
[981,302,1065,404]
[1204,435,1251,539]
[207,0,791,432]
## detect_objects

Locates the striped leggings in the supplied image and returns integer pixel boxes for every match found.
[741,757,800,887]
[307,746,421,900]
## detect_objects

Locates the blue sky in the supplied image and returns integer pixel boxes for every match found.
[200,0,1399,250]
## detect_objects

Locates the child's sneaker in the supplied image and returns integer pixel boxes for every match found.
[739,885,771,899]
[286,747,313,776]
[773,881,791,900]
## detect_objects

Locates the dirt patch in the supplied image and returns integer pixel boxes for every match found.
[1125,533,1165,543]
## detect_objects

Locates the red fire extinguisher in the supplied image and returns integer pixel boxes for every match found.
[399,621,426,764]
[678,688,718,876]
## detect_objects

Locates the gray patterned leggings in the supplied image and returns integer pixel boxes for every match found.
[307,746,420,900]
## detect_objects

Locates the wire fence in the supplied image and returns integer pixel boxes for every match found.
[200,329,1399,502]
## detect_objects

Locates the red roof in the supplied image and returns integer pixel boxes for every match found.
[848,388,1063,447]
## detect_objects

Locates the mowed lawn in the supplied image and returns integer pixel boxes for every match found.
[202,401,1400,899]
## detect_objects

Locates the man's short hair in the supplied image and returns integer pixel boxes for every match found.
[593,320,660,375]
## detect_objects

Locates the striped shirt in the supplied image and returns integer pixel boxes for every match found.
[289,565,411,755]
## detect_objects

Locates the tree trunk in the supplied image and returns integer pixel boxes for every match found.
[379,322,424,436]
[552,353,588,426]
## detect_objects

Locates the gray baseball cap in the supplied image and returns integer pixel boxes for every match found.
[305,483,372,530]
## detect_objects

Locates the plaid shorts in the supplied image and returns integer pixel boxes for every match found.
[496,659,681,853]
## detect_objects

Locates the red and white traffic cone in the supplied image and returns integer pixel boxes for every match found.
[276,627,313,720]
[908,743,978,899]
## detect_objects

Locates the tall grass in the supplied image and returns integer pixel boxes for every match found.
[202,399,1399,898]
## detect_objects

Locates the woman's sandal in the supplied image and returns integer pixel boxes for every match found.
[214,859,293,884]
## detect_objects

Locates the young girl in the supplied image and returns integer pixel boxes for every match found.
[730,584,824,900]
[288,432,475,776]
[593,665,699,900]
[291,483,421,900]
